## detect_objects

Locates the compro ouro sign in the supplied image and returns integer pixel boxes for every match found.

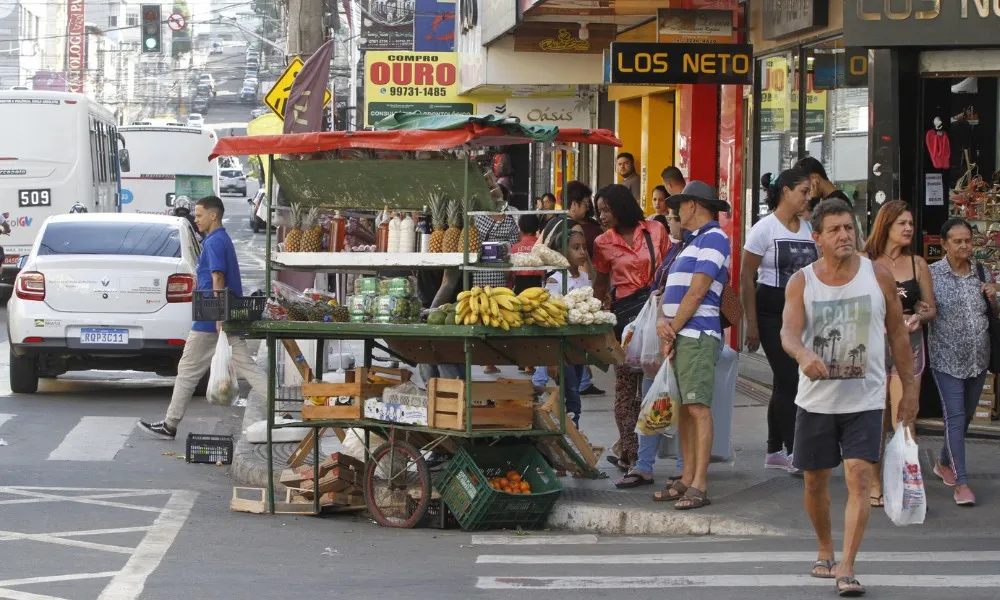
[844,0,1000,47]
[609,42,753,86]
[364,51,474,126]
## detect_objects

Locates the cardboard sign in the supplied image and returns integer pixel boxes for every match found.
[609,42,753,86]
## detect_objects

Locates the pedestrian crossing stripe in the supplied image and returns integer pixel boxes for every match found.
[476,574,1000,590]
[48,417,138,461]
[0,413,14,430]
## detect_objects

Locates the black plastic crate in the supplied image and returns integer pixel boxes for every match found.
[192,289,265,322]
[186,433,233,464]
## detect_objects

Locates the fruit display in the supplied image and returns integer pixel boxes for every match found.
[488,470,533,495]
[348,277,422,323]
[354,277,381,296]
[563,286,617,326]
[270,281,349,322]
[377,276,416,298]
[450,286,567,330]
[301,207,323,252]
[348,294,377,322]
[284,203,305,252]
[443,199,481,253]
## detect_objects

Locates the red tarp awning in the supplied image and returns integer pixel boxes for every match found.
[208,124,622,160]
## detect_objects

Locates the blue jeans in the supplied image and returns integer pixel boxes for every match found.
[580,367,592,391]
[532,366,582,427]
[635,376,684,475]
[931,368,988,486]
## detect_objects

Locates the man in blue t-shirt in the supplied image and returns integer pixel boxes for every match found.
[139,196,267,440]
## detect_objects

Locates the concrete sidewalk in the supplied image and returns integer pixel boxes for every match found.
[229,357,1000,538]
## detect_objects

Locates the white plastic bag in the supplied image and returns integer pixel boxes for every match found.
[883,423,926,526]
[245,417,309,443]
[623,295,659,372]
[207,334,239,406]
[635,359,677,436]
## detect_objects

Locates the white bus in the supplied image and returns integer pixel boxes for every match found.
[118,124,220,216]
[0,90,121,272]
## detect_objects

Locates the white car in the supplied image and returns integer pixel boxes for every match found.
[7,214,201,394]
[219,168,247,195]
[187,113,205,127]
[210,41,223,54]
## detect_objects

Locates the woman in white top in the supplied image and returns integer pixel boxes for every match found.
[741,168,818,473]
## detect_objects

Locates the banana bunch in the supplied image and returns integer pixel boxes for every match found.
[517,287,568,328]
[455,286,524,330]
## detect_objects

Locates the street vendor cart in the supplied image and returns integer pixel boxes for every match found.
[209,115,624,529]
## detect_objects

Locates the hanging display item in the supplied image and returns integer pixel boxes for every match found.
[925,117,951,170]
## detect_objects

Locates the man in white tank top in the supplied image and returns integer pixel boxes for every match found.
[780,199,918,597]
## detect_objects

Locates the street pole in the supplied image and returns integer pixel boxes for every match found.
[347,0,358,132]
[286,0,324,58]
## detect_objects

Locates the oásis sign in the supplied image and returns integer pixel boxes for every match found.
[844,0,1000,46]
[65,0,86,93]
[609,43,752,86]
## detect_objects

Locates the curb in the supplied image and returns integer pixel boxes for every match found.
[546,502,788,537]
[229,345,285,491]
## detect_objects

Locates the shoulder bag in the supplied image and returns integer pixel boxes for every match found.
[609,230,657,341]
[974,262,1000,373]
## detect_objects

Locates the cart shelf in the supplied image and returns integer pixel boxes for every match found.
[271,251,478,271]
[268,418,561,439]
[229,321,607,338]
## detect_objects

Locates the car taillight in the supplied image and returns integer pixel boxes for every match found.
[15,271,45,301]
[166,274,195,303]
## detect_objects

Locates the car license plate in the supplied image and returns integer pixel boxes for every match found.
[80,328,129,344]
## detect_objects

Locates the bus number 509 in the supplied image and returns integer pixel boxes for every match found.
[18,189,52,207]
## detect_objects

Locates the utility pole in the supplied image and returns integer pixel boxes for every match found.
[286,0,325,59]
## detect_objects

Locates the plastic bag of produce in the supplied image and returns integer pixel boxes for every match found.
[376,295,411,321]
[623,294,658,372]
[207,334,239,406]
[639,310,664,379]
[378,276,416,297]
[354,277,380,296]
[635,359,677,436]
[883,424,926,526]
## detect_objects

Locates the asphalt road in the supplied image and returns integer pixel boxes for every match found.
[3,198,1000,599]
[197,42,277,129]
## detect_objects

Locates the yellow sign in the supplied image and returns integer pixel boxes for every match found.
[760,57,827,134]
[263,57,332,121]
[364,51,473,127]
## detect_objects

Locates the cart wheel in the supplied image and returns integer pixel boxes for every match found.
[364,440,430,528]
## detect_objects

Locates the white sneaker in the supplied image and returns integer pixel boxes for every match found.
[764,450,792,470]
[786,454,802,476]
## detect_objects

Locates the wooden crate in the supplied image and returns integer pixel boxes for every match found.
[426,378,535,430]
[301,367,412,421]
[533,389,605,477]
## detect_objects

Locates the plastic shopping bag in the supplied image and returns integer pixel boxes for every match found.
[623,295,659,372]
[882,423,926,526]
[207,334,239,406]
[635,359,678,436]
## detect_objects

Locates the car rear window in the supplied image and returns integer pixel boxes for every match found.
[221,170,243,178]
[38,222,181,258]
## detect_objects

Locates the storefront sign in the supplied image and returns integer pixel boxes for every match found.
[65,0,86,93]
[360,0,415,50]
[844,0,1000,47]
[505,97,590,128]
[763,0,829,40]
[364,51,473,126]
[414,0,456,52]
[657,9,734,44]
[513,22,615,54]
[482,0,517,45]
[609,42,753,86]
[760,57,827,134]
[925,173,944,206]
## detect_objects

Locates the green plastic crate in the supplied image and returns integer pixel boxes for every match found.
[437,445,563,531]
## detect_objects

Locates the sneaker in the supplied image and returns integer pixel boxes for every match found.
[137,420,176,440]
[954,486,976,506]
[764,450,792,470]
[786,454,802,476]
[934,462,957,487]
[580,384,606,396]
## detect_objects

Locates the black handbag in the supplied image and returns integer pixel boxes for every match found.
[974,262,1000,373]
[610,230,657,341]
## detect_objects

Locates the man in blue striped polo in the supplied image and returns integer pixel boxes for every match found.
[655,181,732,511]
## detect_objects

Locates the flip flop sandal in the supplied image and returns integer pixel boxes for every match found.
[810,559,837,579]
[836,576,866,597]
[614,472,654,489]
[652,480,688,502]
[674,486,711,511]
[869,495,884,508]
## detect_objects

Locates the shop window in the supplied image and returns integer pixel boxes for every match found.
[807,42,870,240]
[757,52,798,217]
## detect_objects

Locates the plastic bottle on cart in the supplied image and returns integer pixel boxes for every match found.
[387,212,402,253]
[399,212,416,252]
[329,210,346,252]
[417,206,432,252]
[376,207,390,252]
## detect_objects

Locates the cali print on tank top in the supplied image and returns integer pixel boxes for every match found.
[796,257,887,414]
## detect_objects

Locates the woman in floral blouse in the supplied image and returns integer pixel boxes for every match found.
[928,218,1000,506]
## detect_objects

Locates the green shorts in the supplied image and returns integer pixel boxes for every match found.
[671,334,721,407]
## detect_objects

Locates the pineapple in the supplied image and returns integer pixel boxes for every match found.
[284,203,304,252]
[301,207,323,252]
[428,193,448,253]
[443,200,462,253]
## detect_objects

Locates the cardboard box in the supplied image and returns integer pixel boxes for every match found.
[364,397,428,426]
[982,375,996,394]
[978,396,995,408]
[973,407,992,422]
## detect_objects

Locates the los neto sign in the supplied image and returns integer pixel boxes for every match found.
[610,43,752,86]
[369,54,457,98]
[845,0,1000,46]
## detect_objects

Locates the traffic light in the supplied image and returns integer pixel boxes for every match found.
[141,5,162,53]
